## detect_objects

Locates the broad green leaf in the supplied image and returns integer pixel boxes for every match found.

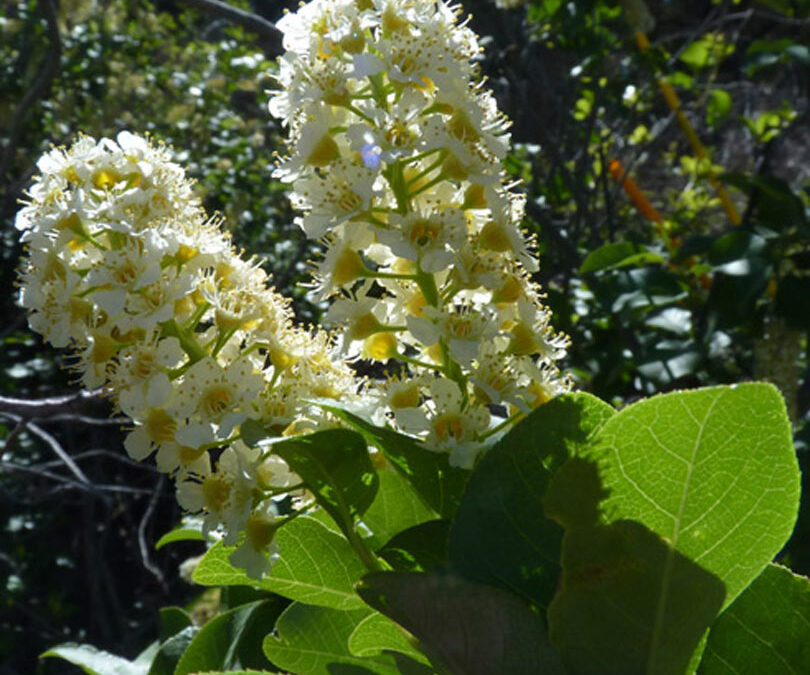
[272,429,378,538]
[590,383,800,609]
[699,564,810,674]
[448,393,614,607]
[263,604,401,675]
[41,644,145,675]
[580,241,663,274]
[357,571,565,675]
[267,516,368,609]
[175,600,281,674]
[548,520,725,675]
[362,467,436,548]
[194,516,368,609]
[348,611,431,666]
[380,520,451,572]
[326,406,468,518]
[193,541,262,588]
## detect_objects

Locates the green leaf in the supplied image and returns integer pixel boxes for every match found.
[580,241,664,274]
[721,173,807,230]
[448,393,614,607]
[380,520,451,572]
[326,406,468,518]
[272,429,379,538]
[548,520,725,675]
[154,526,205,550]
[194,516,368,609]
[148,627,199,675]
[348,611,431,666]
[175,600,281,674]
[589,383,800,609]
[706,89,732,129]
[268,516,368,609]
[41,644,146,675]
[357,571,565,675]
[158,606,192,642]
[362,467,437,548]
[699,564,810,673]
[263,604,402,675]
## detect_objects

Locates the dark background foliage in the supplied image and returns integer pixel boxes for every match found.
[1,0,808,672]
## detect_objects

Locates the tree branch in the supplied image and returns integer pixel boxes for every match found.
[178,0,284,56]
[0,389,111,420]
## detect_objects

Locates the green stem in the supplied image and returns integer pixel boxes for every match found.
[414,271,439,307]
[409,172,447,199]
[346,524,385,572]
[160,318,208,364]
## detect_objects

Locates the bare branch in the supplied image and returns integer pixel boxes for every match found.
[5,414,92,485]
[139,476,169,592]
[0,389,111,421]
[178,0,284,55]
[0,460,156,496]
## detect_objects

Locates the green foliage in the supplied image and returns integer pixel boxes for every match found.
[47,381,807,674]
[7,0,810,672]
[262,605,404,675]
[357,571,565,675]
[192,517,368,610]
[700,564,810,673]
[448,393,613,607]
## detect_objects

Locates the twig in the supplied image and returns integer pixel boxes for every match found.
[138,475,169,593]
[0,389,111,420]
[178,0,284,55]
[0,461,156,495]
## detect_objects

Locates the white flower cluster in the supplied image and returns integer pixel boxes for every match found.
[15,132,359,577]
[269,0,571,467]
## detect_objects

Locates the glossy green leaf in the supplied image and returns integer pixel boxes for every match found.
[193,516,368,609]
[263,604,401,675]
[348,611,431,666]
[448,393,614,607]
[699,564,810,674]
[272,429,379,538]
[148,627,198,675]
[41,644,146,675]
[580,241,663,274]
[548,520,725,675]
[175,600,281,674]
[590,383,800,609]
[326,406,468,518]
[361,467,436,548]
[357,571,565,675]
